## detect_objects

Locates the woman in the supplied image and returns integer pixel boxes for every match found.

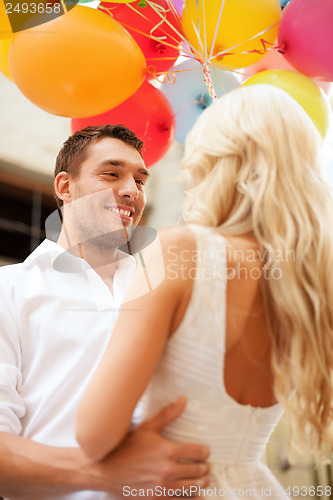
[76,85,333,497]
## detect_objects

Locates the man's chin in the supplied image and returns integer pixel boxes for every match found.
[90,227,136,250]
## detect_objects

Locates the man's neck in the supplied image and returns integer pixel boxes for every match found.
[57,228,118,292]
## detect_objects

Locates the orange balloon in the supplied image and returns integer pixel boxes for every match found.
[9,6,146,117]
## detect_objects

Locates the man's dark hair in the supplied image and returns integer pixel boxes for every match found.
[54,124,144,208]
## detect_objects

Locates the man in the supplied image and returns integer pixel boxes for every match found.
[0,125,210,499]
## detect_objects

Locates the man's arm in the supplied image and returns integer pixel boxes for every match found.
[0,431,87,499]
[0,399,210,500]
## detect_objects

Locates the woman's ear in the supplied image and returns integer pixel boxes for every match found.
[54,172,71,205]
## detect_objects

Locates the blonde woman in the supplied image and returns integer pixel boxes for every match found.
[76,85,333,498]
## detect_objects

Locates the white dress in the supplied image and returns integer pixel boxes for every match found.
[134,224,288,499]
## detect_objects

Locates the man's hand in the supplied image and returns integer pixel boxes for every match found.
[87,397,211,497]
[0,399,210,499]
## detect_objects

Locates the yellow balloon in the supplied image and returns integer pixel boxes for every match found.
[0,0,13,38]
[0,36,13,79]
[9,6,146,117]
[182,0,281,70]
[242,70,331,139]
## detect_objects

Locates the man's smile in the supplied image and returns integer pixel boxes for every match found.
[104,204,135,224]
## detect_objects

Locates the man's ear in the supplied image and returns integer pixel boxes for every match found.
[54,172,72,204]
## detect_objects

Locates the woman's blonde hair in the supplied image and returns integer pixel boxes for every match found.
[181,84,333,457]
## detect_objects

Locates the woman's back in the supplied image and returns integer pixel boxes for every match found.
[223,232,276,409]
[134,225,287,496]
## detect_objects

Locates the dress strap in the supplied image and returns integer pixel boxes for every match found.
[181,223,228,361]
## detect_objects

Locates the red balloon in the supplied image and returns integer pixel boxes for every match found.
[71,82,175,167]
[98,0,182,78]
[278,0,333,81]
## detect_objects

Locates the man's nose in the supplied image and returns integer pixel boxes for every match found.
[117,176,139,200]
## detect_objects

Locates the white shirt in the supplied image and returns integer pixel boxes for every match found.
[0,239,136,500]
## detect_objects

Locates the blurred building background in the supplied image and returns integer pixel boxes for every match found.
[0,70,186,264]
[1,69,333,494]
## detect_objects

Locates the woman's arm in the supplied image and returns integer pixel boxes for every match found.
[76,227,196,461]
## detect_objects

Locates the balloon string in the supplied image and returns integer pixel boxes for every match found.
[99,4,183,53]
[188,16,204,58]
[99,0,202,61]
[147,2,170,40]
[202,0,208,61]
[126,0,182,46]
[277,42,287,54]
[145,0,202,58]
[166,0,182,26]
[61,0,67,13]
[209,0,226,61]
[98,4,114,15]
[209,21,280,63]
[116,21,184,52]
[202,63,217,101]
[148,52,240,87]
[147,64,200,84]
[208,38,277,61]
[146,56,183,61]
[209,65,226,94]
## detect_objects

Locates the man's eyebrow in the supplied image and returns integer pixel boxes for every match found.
[99,159,150,177]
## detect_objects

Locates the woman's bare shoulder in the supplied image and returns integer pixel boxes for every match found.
[217,233,261,266]
[158,225,197,256]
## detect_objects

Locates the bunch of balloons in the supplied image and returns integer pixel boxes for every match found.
[0,0,332,165]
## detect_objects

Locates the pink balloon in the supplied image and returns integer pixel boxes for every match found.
[169,0,183,16]
[278,0,333,81]
[244,46,332,94]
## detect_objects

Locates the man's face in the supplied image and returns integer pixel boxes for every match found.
[64,137,148,250]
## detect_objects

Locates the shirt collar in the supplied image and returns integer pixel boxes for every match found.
[26,239,135,275]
